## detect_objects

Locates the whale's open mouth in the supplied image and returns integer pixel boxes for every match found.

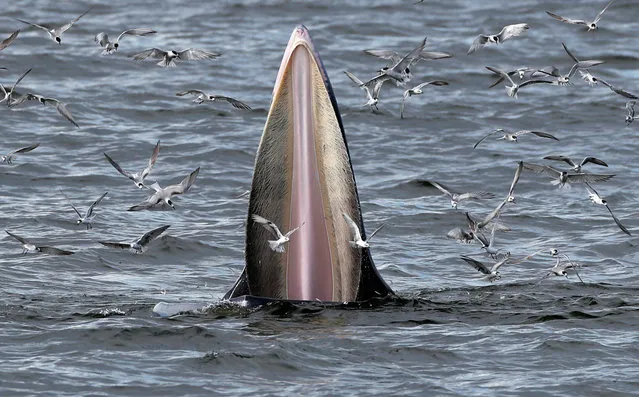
[226,25,392,303]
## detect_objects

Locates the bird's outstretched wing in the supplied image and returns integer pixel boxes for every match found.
[460,256,491,275]
[59,7,92,34]
[178,48,222,61]
[141,140,160,180]
[103,152,134,180]
[86,191,108,218]
[165,167,200,196]
[468,35,489,55]
[38,246,74,255]
[342,213,362,242]
[0,30,20,51]
[252,214,284,239]
[132,48,167,61]
[498,23,529,42]
[5,230,30,245]
[593,0,615,24]
[211,95,252,110]
[545,11,588,26]
[116,28,157,42]
[137,225,171,247]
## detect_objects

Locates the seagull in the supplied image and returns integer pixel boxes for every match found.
[585,182,631,236]
[344,70,382,110]
[586,76,639,100]
[546,0,614,31]
[0,68,32,106]
[487,67,531,88]
[460,253,511,282]
[364,41,452,64]
[0,30,20,52]
[5,230,74,255]
[506,161,524,203]
[473,128,559,149]
[400,80,448,118]
[534,43,605,85]
[522,162,615,187]
[60,190,108,230]
[446,227,475,244]
[104,140,160,189]
[342,213,384,249]
[626,101,637,124]
[175,90,251,110]
[99,225,170,254]
[425,180,494,209]
[361,37,427,88]
[485,66,553,99]
[468,24,529,55]
[251,214,304,253]
[128,167,200,211]
[10,94,79,127]
[543,155,608,172]
[95,28,157,55]
[540,252,584,283]
[15,8,91,44]
[131,48,221,67]
[1,143,39,164]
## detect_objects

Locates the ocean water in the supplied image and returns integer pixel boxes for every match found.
[1,0,638,396]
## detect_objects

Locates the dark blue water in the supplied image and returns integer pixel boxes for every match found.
[1,1,638,395]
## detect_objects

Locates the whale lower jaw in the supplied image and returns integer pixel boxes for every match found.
[225,25,393,303]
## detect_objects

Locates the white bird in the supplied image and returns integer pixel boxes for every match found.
[543,155,608,172]
[344,70,382,110]
[0,68,31,106]
[460,253,511,282]
[361,37,427,88]
[468,24,529,55]
[342,213,384,249]
[60,190,108,230]
[473,128,559,149]
[522,162,615,187]
[540,252,584,283]
[99,225,170,254]
[95,28,157,55]
[426,180,494,209]
[534,43,604,86]
[251,214,304,253]
[546,0,614,31]
[128,167,200,211]
[15,8,91,44]
[400,80,448,118]
[176,90,251,110]
[93,28,157,55]
[132,48,221,67]
[585,183,631,236]
[0,30,20,52]
[485,66,553,99]
[10,94,79,128]
[626,101,637,124]
[1,143,39,164]
[103,141,160,189]
[5,230,74,255]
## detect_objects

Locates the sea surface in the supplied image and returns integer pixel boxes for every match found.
[1,0,638,396]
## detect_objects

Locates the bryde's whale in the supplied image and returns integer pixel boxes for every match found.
[224,25,393,303]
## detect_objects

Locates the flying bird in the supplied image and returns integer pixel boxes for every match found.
[0,68,32,106]
[5,230,73,255]
[522,162,615,187]
[585,183,631,236]
[176,90,251,110]
[1,143,39,164]
[99,225,170,254]
[543,155,608,172]
[11,94,80,127]
[626,101,637,124]
[425,180,494,209]
[132,48,221,67]
[103,140,160,189]
[546,0,615,31]
[251,214,304,253]
[128,167,200,211]
[361,37,427,88]
[460,253,511,282]
[400,80,448,118]
[0,30,20,52]
[344,70,382,110]
[95,28,157,55]
[15,8,91,44]
[342,213,384,249]
[473,128,559,149]
[485,66,553,99]
[59,190,108,230]
[468,24,529,55]
[533,43,605,85]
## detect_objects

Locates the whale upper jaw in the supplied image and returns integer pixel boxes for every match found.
[225,25,393,303]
